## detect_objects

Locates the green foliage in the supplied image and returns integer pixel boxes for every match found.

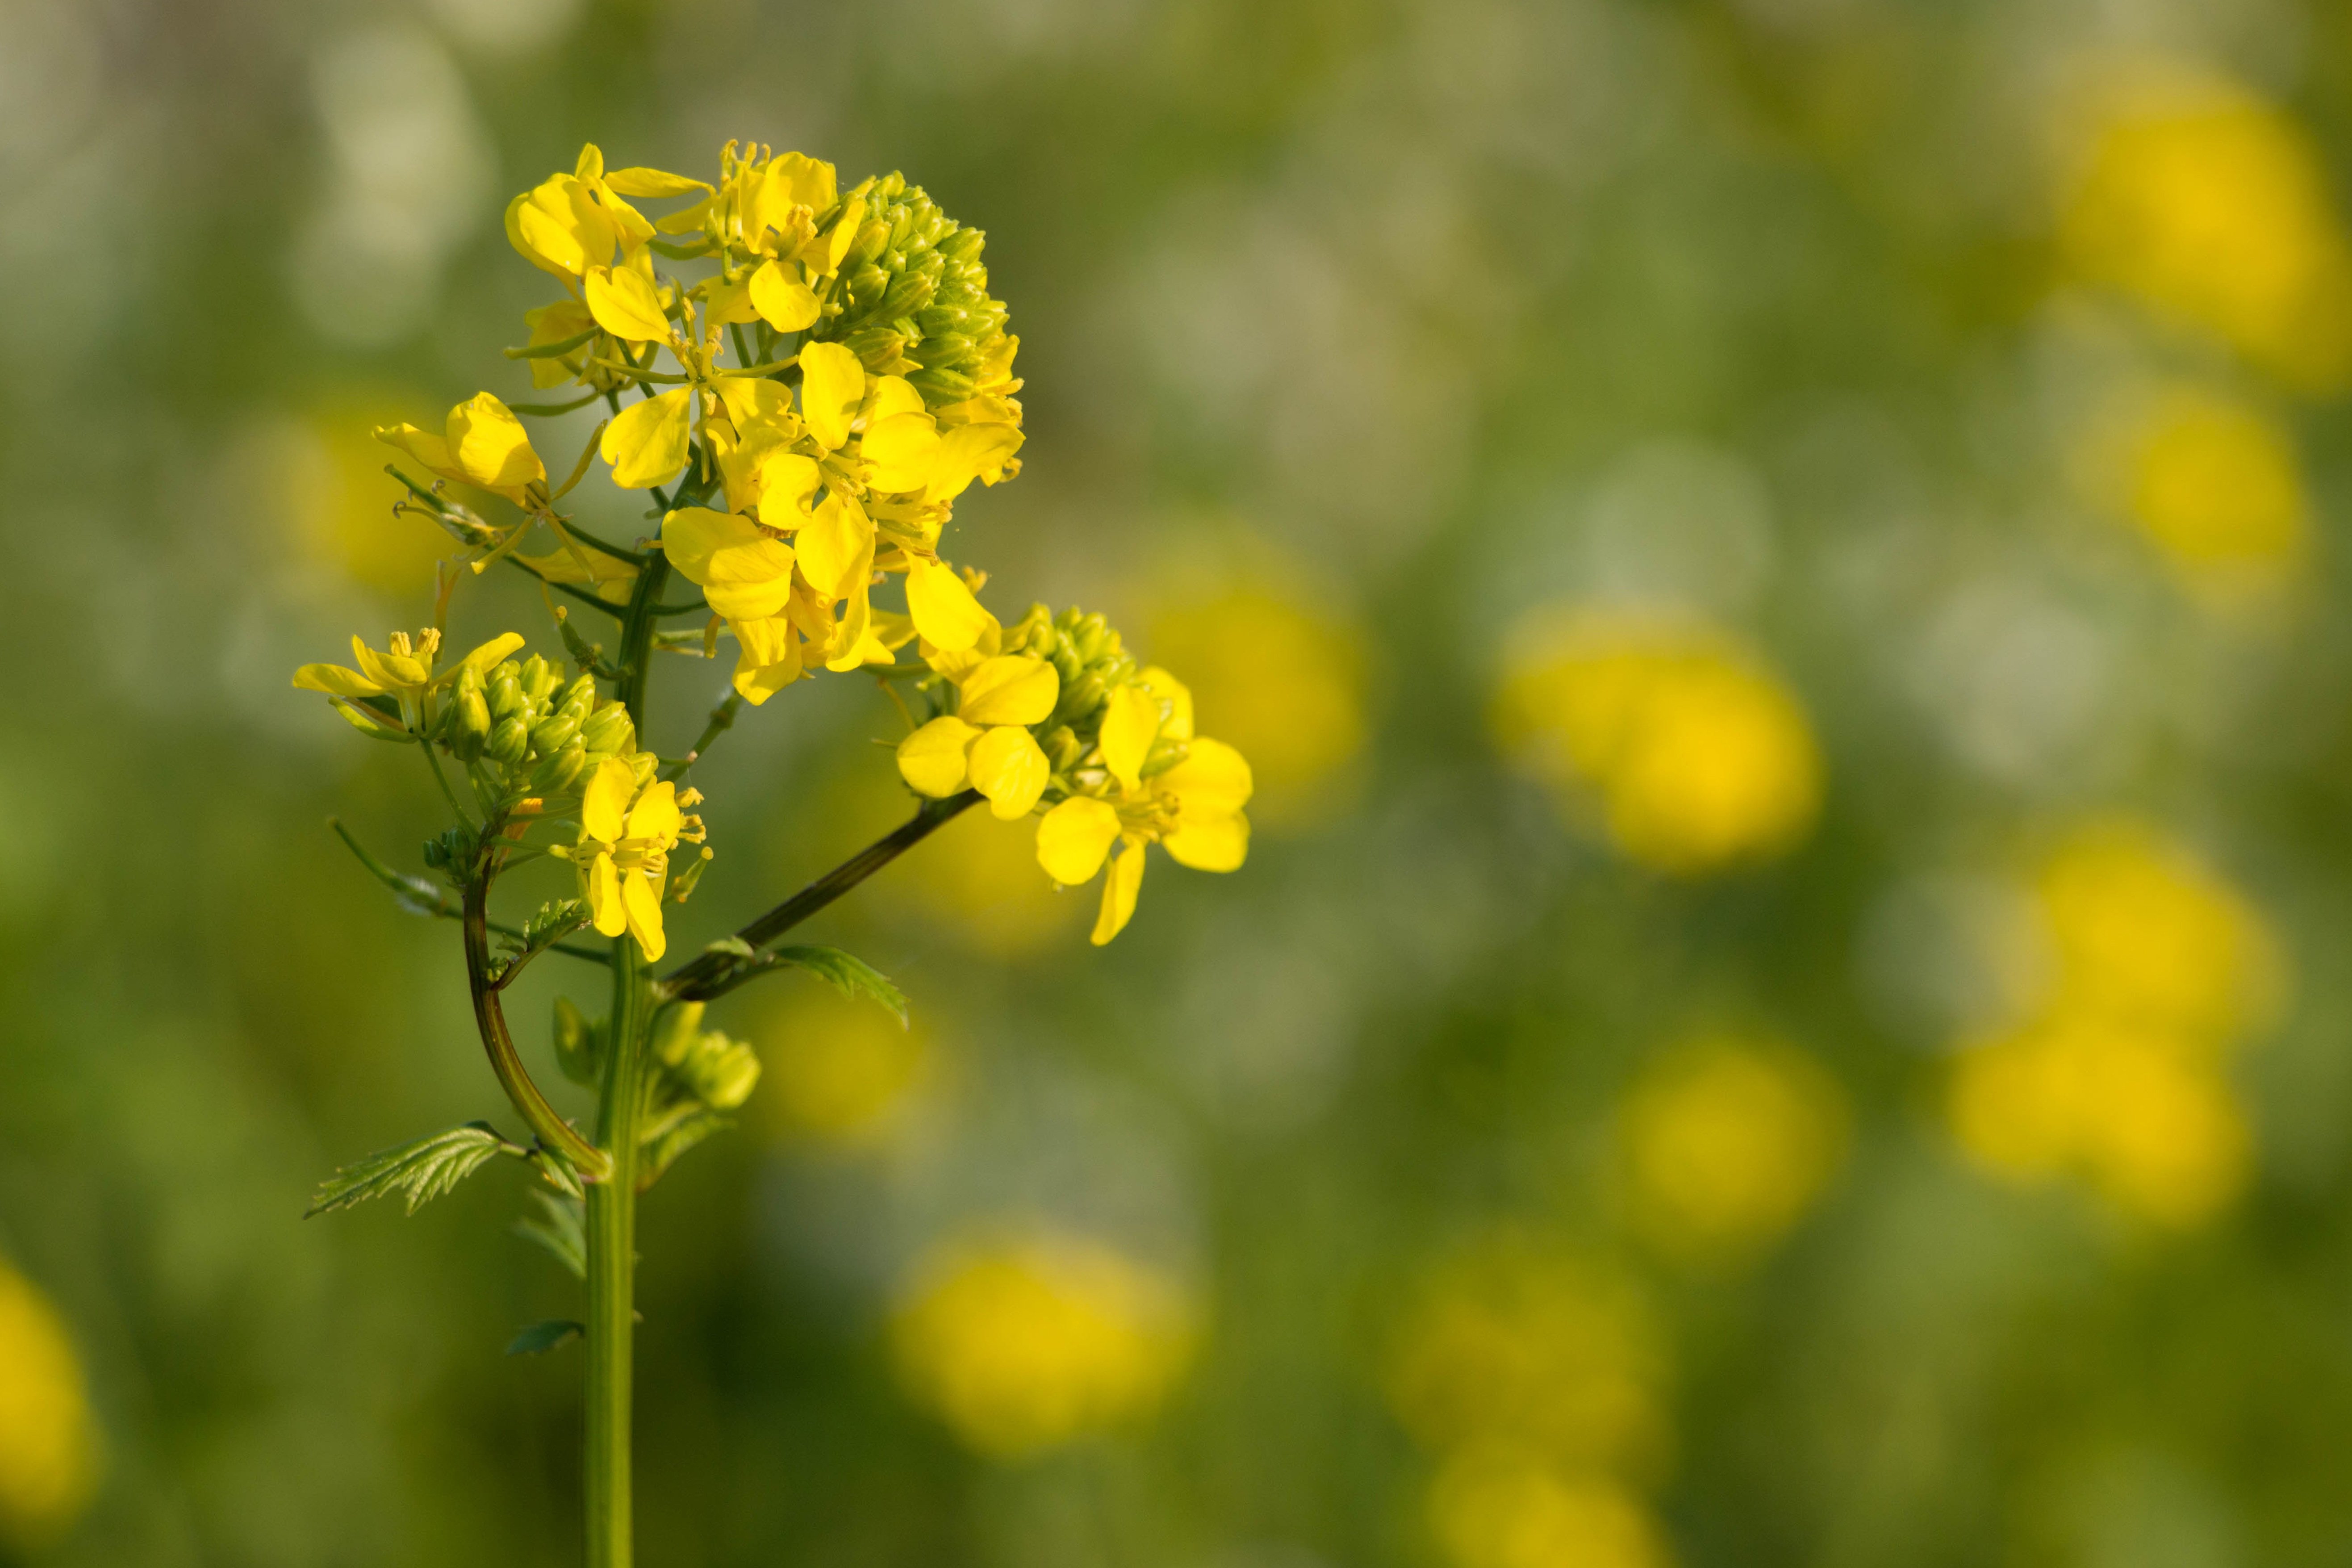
[638,1110,730,1187]
[305,1123,523,1217]
[514,1192,586,1279]
[505,1320,584,1356]
[768,945,908,1024]
[552,995,607,1087]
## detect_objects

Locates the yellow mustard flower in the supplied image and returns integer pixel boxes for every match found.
[890,1230,1192,1459]
[0,1263,100,1551]
[560,754,702,962]
[1385,1232,1668,1478]
[1492,609,1820,875]
[375,392,549,506]
[1616,1036,1847,1267]
[292,627,524,738]
[2060,65,2352,391]
[1427,1451,1669,1568]
[896,654,1061,819]
[504,142,656,284]
[753,985,933,1146]
[2077,381,2311,597]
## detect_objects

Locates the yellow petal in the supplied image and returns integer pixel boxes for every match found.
[822,573,876,673]
[861,411,942,493]
[375,422,458,485]
[1098,684,1161,791]
[765,151,837,213]
[1036,796,1122,885]
[292,662,382,697]
[897,716,981,797]
[524,297,597,387]
[1161,736,1253,815]
[601,387,694,489]
[583,756,636,843]
[753,452,823,528]
[924,422,1025,503]
[957,655,1060,728]
[806,194,866,275]
[586,264,672,343]
[798,341,864,451]
[712,374,796,440]
[460,632,528,676]
[870,376,927,421]
[589,852,625,935]
[1135,666,1194,743]
[749,259,820,332]
[622,869,666,962]
[354,639,428,691]
[605,166,710,199]
[905,558,990,652]
[733,623,804,705]
[624,779,681,844]
[444,393,545,493]
[507,175,614,279]
[1163,810,1248,873]
[794,492,873,597]
[969,726,1051,820]
[574,144,606,180]
[660,507,796,619]
[1091,841,1146,945]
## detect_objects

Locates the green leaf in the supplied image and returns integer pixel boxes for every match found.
[505,1319,585,1356]
[329,819,458,920]
[305,1122,522,1217]
[639,1109,730,1186]
[513,1192,586,1279]
[770,945,908,1024]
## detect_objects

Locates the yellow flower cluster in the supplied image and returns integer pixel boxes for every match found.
[894,604,1254,944]
[2085,381,2311,596]
[2061,66,2352,391]
[890,1231,1192,1458]
[0,1263,100,1551]
[1386,1232,1673,1568]
[1491,609,1821,875]
[1615,1036,1847,1267]
[554,754,704,963]
[1948,820,2284,1227]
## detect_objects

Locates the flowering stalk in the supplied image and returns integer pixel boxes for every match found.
[293,140,1256,1566]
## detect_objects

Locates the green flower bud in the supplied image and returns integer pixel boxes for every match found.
[578,703,634,755]
[1050,669,1106,729]
[1140,736,1190,780]
[557,674,597,723]
[672,1030,760,1112]
[1042,725,1082,772]
[488,666,525,722]
[486,714,530,764]
[529,711,581,757]
[518,654,554,705]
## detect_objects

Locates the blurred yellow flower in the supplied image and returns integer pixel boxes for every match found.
[1428,1450,1669,1568]
[270,399,451,592]
[1616,1037,1847,1267]
[2060,66,2352,390]
[1385,1233,1668,1478]
[1950,1016,2250,1228]
[2037,820,2283,1050]
[2125,386,2308,581]
[890,1231,1192,1458]
[1946,820,2281,1227]
[1491,610,1821,875]
[753,984,932,1145]
[1145,584,1368,825]
[0,1263,100,1551]
[886,808,1082,956]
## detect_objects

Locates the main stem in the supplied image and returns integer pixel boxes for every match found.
[584,541,670,1568]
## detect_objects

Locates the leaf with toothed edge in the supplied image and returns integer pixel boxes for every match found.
[306,1122,522,1217]
[513,1191,586,1279]
[768,945,908,1023]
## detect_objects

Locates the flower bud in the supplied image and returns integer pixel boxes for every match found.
[579,702,635,755]
[518,653,556,705]
[1042,725,1082,772]
[487,713,531,763]
[530,711,582,756]
[558,674,597,723]
[488,665,526,721]
[451,684,492,761]
[532,740,591,795]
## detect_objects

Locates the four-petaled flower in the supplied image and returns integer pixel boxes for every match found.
[897,655,1062,819]
[293,628,524,738]
[566,756,699,962]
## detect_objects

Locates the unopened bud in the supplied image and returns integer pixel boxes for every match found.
[529,711,581,756]
[578,703,634,755]
[487,714,531,763]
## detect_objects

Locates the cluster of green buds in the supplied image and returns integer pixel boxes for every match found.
[435,653,638,801]
[996,605,1185,785]
[551,997,759,1184]
[820,172,1017,408]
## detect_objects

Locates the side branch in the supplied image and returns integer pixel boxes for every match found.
[658,791,980,1002]
[464,856,612,1180]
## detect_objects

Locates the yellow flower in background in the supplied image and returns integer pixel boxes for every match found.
[1617,1037,1848,1266]
[266,397,452,591]
[890,1231,1192,1458]
[2038,820,2284,1048]
[2060,65,2352,391]
[1492,610,1821,875]
[885,808,1084,956]
[1951,1016,2250,1227]
[1385,1233,1669,1479]
[1145,582,1367,825]
[1427,1450,1669,1568]
[752,983,932,1145]
[0,1263,100,1551]
[1945,820,2282,1227]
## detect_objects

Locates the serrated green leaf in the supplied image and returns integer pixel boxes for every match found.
[305,1122,522,1217]
[513,1191,586,1279]
[770,945,908,1024]
[505,1319,584,1356]
[639,1109,730,1186]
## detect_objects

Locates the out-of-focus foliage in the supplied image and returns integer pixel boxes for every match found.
[16,0,2352,1564]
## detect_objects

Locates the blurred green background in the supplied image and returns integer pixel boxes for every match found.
[13,0,2352,1563]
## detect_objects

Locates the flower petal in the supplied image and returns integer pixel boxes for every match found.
[733,623,804,705]
[1090,841,1146,945]
[583,756,636,843]
[375,422,458,485]
[905,558,990,652]
[861,411,942,494]
[445,393,545,493]
[602,387,694,489]
[661,507,796,619]
[968,725,1051,820]
[749,259,820,332]
[752,451,822,527]
[624,779,681,844]
[605,166,710,199]
[622,869,667,962]
[712,374,797,441]
[586,264,673,343]
[1036,796,1122,885]
[794,491,873,598]
[459,632,528,676]
[1135,666,1194,743]
[1098,684,1161,791]
[1160,736,1253,815]
[957,655,1060,728]
[292,662,383,697]
[923,422,1025,503]
[589,852,625,935]
[1163,810,1248,873]
[896,716,981,797]
[798,342,865,452]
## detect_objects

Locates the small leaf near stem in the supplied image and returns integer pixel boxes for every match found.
[306,1122,527,1217]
